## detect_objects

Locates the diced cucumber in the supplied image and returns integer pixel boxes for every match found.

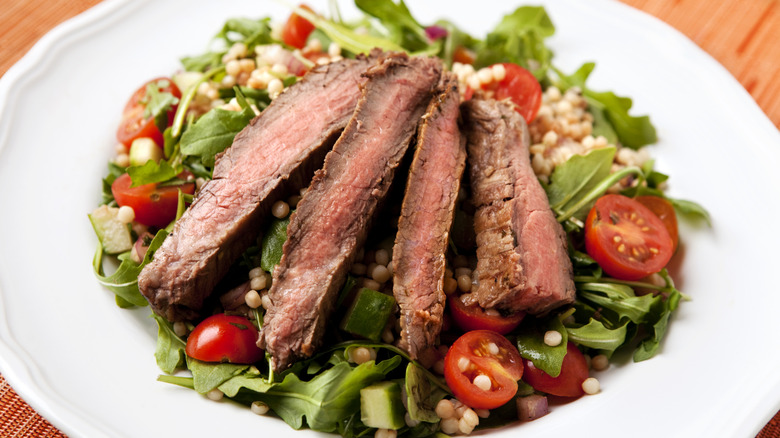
[340,287,395,341]
[89,205,133,254]
[360,381,405,430]
[129,137,163,166]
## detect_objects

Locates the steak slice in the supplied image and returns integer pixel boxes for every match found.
[392,73,466,359]
[138,54,376,322]
[461,98,575,315]
[261,52,443,371]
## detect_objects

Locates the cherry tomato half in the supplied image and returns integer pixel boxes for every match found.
[448,296,525,335]
[444,330,524,409]
[111,172,195,228]
[484,63,543,123]
[116,77,181,148]
[636,195,679,252]
[522,342,588,398]
[281,4,316,49]
[186,314,264,364]
[584,194,674,281]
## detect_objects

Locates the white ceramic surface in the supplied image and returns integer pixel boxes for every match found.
[1,0,779,437]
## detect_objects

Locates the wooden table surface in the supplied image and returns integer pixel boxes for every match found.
[0,0,778,437]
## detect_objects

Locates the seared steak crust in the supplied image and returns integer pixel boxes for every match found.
[461,98,575,315]
[392,74,466,359]
[138,55,375,322]
[261,53,443,371]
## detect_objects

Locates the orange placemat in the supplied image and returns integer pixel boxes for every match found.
[0,0,778,437]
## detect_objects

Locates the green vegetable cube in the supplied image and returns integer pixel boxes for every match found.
[360,381,405,430]
[340,288,395,341]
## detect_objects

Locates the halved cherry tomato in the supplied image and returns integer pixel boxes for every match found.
[444,330,524,409]
[111,172,195,228]
[185,314,264,364]
[585,194,674,281]
[636,195,679,252]
[281,4,316,49]
[482,63,542,123]
[448,296,525,335]
[116,77,181,148]
[522,342,588,398]
[453,46,476,65]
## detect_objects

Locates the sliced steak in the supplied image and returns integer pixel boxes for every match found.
[261,52,443,371]
[461,98,575,315]
[392,74,466,359]
[138,54,377,322]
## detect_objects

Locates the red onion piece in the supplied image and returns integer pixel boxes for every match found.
[516,394,549,421]
[425,25,448,41]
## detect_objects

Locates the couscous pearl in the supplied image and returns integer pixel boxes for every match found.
[441,418,459,434]
[487,342,499,355]
[173,321,189,337]
[239,58,256,72]
[454,267,472,278]
[328,42,342,57]
[547,86,561,101]
[443,277,458,295]
[374,249,390,266]
[351,347,372,364]
[221,75,237,88]
[261,293,273,310]
[307,38,323,52]
[477,67,493,84]
[544,330,563,347]
[272,200,290,218]
[372,265,391,283]
[484,308,500,317]
[386,261,394,275]
[473,374,492,391]
[582,377,600,395]
[462,408,479,427]
[457,275,472,292]
[206,388,224,401]
[453,254,469,268]
[117,206,135,224]
[466,75,481,91]
[249,267,265,279]
[381,327,394,344]
[115,143,128,154]
[491,63,506,81]
[250,275,267,291]
[115,153,130,167]
[267,78,284,97]
[542,130,558,147]
[458,357,471,372]
[475,409,490,418]
[436,399,455,419]
[591,354,609,371]
[251,401,270,415]
[459,417,476,435]
[245,289,262,308]
[433,359,445,375]
[226,59,242,77]
[271,63,288,76]
[362,278,381,291]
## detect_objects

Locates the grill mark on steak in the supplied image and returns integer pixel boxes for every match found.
[138,54,377,322]
[392,73,466,359]
[261,52,443,371]
[461,98,575,315]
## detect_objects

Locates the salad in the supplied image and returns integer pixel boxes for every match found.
[89,1,710,437]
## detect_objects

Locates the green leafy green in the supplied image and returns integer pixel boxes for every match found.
[546,147,615,221]
[153,314,186,374]
[260,216,290,272]
[292,5,405,54]
[188,357,249,394]
[670,198,712,226]
[101,162,125,205]
[180,96,255,167]
[127,159,178,187]
[355,0,430,52]
[473,6,555,79]
[565,318,627,357]
[405,363,446,423]
[142,79,180,132]
[516,316,568,377]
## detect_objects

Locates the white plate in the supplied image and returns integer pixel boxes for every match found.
[1,0,779,437]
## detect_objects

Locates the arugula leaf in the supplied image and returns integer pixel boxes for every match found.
[670,198,712,226]
[180,101,255,168]
[216,17,274,48]
[435,19,478,67]
[188,357,249,394]
[554,63,657,148]
[355,0,429,52]
[516,316,568,377]
[578,283,659,325]
[152,314,186,374]
[260,215,290,273]
[565,318,627,356]
[546,147,615,220]
[127,159,178,187]
[142,80,180,132]
[405,362,446,423]
[101,162,125,205]
[92,228,168,307]
[291,5,404,54]
[473,6,555,79]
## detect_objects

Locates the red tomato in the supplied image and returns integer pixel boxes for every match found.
[636,195,679,252]
[522,342,588,398]
[281,5,316,49]
[111,172,195,228]
[448,296,525,335]
[584,194,674,281]
[453,46,476,65]
[186,314,264,364]
[116,77,181,148]
[444,330,524,409]
[483,63,542,122]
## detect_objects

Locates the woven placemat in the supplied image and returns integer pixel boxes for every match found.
[0,375,67,438]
